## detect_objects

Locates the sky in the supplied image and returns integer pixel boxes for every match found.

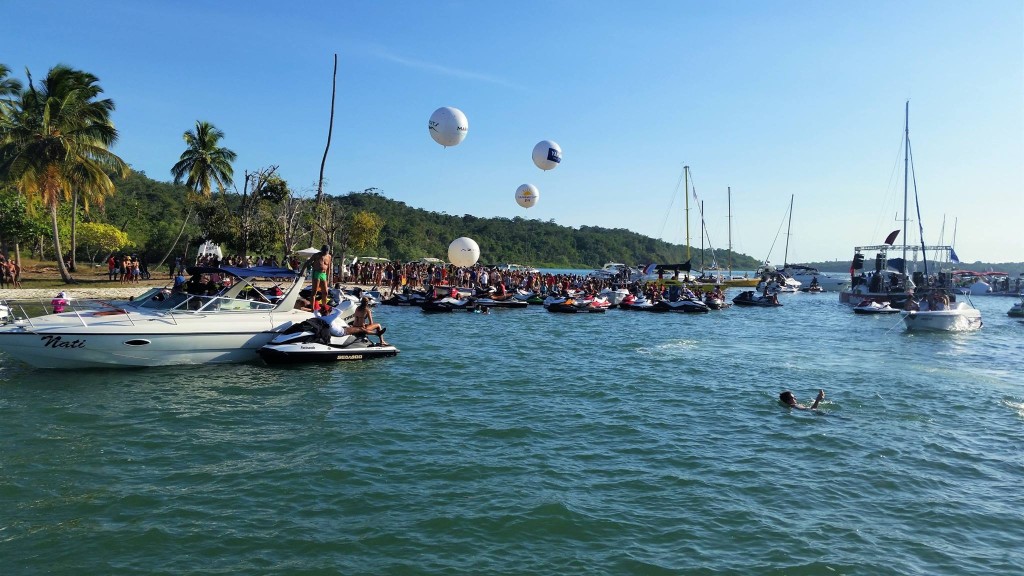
[5,0,1022,263]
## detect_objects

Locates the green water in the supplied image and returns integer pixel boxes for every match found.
[2,291,1022,575]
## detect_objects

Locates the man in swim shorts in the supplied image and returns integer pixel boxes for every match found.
[309,244,332,312]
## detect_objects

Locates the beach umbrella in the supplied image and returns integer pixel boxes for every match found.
[296,247,322,256]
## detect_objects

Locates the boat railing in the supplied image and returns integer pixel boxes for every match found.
[0,297,137,329]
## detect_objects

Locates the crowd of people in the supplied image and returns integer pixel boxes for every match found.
[106,254,150,284]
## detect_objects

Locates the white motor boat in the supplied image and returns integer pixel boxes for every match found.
[782,265,850,292]
[598,287,630,306]
[0,265,321,369]
[902,301,983,332]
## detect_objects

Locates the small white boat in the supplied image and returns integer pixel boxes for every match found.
[902,301,983,332]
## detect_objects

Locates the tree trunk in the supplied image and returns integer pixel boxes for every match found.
[70,192,78,272]
[155,205,193,271]
[50,204,74,283]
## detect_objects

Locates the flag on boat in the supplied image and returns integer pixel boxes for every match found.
[950,248,960,263]
[643,263,657,276]
[883,230,900,246]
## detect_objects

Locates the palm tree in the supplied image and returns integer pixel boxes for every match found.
[158,120,236,269]
[0,65,127,283]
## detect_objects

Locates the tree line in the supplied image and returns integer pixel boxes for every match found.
[0,62,787,284]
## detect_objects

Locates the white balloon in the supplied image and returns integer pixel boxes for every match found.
[532,140,562,170]
[429,107,469,147]
[515,184,540,209]
[448,237,480,267]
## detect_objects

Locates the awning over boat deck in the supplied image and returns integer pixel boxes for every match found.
[186,265,302,279]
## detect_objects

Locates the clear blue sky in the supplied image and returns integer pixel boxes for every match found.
[6,0,1022,263]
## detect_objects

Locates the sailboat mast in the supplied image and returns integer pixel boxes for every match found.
[727,187,733,275]
[783,194,794,268]
[902,101,909,270]
[700,201,705,271]
[684,165,691,262]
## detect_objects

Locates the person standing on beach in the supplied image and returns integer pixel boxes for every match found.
[309,245,332,312]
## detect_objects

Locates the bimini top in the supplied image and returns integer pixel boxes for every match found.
[187,265,303,279]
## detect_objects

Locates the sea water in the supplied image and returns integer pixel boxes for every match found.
[1,287,1022,575]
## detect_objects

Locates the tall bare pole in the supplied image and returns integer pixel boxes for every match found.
[316,54,338,207]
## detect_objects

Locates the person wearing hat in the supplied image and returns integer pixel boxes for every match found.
[309,245,332,312]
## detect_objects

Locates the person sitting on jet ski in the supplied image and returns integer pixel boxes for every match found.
[344,297,390,346]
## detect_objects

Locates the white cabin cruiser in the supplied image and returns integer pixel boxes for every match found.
[782,265,849,292]
[0,265,320,369]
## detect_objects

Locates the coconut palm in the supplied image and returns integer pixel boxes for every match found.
[0,65,127,283]
[170,120,236,196]
[157,121,236,269]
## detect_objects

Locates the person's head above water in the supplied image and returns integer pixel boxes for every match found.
[779,391,797,406]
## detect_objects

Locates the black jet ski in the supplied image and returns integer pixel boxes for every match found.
[732,291,782,307]
[420,297,477,313]
[259,317,398,364]
[651,299,710,313]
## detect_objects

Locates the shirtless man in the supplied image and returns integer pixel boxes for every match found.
[309,245,332,312]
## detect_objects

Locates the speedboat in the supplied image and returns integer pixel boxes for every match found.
[853,299,900,315]
[782,265,849,292]
[258,316,398,364]
[732,291,782,307]
[903,301,983,332]
[0,265,317,369]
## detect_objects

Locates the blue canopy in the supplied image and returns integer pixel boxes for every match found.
[187,265,301,278]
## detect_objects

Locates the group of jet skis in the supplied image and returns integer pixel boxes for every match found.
[376,281,735,314]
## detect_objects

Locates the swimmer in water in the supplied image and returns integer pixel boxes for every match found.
[780,389,825,410]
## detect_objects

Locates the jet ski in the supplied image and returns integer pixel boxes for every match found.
[852,299,900,315]
[618,294,654,311]
[421,296,476,313]
[651,299,710,313]
[258,311,398,364]
[732,291,782,307]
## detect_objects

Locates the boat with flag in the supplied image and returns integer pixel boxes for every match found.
[841,103,982,332]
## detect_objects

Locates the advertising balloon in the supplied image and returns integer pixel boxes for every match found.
[532,140,562,170]
[515,184,540,209]
[429,107,469,147]
[448,237,480,267]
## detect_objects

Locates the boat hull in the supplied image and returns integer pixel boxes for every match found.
[0,310,312,369]
[259,343,399,364]
[902,307,983,332]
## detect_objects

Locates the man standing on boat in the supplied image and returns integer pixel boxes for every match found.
[309,245,332,312]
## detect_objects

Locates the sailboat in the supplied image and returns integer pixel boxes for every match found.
[839,103,981,330]
[755,195,803,293]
